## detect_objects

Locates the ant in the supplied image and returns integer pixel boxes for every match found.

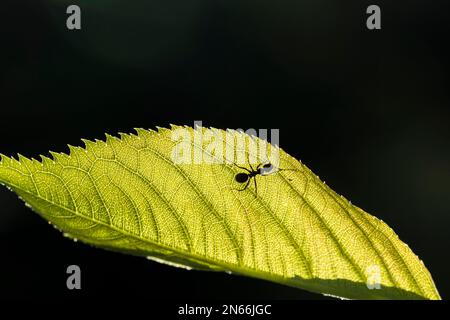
[233,162,294,196]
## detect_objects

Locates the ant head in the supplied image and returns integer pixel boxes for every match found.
[260,163,275,175]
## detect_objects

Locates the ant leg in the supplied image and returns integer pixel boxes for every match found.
[276,166,296,181]
[243,152,261,173]
[236,179,251,192]
[245,151,256,172]
[253,177,258,196]
[275,164,298,173]
[233,150,252,172]
[233,163,252,173]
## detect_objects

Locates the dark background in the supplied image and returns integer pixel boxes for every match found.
[0,0,449,300]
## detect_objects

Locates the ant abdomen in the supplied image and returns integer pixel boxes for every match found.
[235,172,250,183]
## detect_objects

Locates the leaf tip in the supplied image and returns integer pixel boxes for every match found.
[155,125,171,135]
[17,153,34,167]
[0,153,8,165]
[48,151,62,162]
[104,133,114,143]
[39,154,53,165]
[134,128,151,140]
[169,123,183,130]
[81,138,96,151]
[117,132,129,141]
[67,144,79,156]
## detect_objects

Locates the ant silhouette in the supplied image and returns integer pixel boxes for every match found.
[233,162,295,196]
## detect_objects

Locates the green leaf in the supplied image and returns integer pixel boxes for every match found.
[0,125,440,299]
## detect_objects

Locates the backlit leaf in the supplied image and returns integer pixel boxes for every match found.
[0,126,440,299]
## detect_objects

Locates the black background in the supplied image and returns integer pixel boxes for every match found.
[0,0,449,300]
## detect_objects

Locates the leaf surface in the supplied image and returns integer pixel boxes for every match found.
[0,126,440,299]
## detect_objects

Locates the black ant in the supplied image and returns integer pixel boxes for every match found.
[233,162,294,195]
